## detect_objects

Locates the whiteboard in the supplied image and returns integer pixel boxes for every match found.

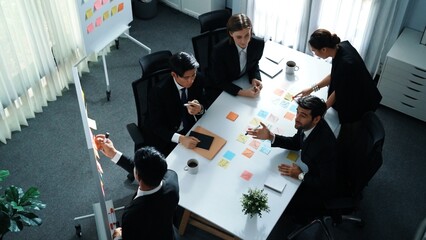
[76,0,133,55]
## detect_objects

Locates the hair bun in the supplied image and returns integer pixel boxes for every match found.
[331,34,341,45]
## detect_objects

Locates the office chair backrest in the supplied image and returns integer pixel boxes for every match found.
[347,111,385,196]
[198,9,231,33]
[134,50,172,128]
[192,27,228,77]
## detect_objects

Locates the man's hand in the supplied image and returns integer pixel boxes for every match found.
[185,100,203,115]
[112,227,122,240]
[278,163,302,179]
[246,122,273,141]
[238,87,260,98]
[179,135,200,149]
[94,134,117,159]
[251,78,263,91]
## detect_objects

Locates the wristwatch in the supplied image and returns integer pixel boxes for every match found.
[298,172,305,181]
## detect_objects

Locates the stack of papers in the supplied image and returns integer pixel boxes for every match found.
[259,58,283,78]
[264,174,287,193]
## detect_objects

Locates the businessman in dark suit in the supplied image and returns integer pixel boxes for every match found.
[94,135,179,240]
[248,95,337,220]
[144,52,206,156]
[207,13,265,105]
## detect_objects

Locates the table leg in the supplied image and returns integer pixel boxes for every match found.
[178,209,191,235]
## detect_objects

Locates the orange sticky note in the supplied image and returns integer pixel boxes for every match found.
[118,2,124,12]
[284,112,295,121]
[226,111,239,121]
[274,88,284,96]
[242,148,254,158]
[240,170,253,181]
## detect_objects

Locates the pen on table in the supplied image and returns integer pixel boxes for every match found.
[245,124,261,135]
[183,103,198,121]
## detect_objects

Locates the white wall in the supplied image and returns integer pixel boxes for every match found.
[405,0,426,32]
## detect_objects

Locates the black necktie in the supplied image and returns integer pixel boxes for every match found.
[181,88,189,130]
[300,131,305,147]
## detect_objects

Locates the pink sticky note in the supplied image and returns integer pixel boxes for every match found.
[86,23,94,33]
[94,0,102,10]
[274,88,284,96]
[102,0,109,5]
[249,140,261,150]
[240,170,253,181]
[95,17,102,27]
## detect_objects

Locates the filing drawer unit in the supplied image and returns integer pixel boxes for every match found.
[378,28,426,121]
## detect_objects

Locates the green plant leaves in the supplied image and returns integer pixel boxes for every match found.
[0,170,9,182]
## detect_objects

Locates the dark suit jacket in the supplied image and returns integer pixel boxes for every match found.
[330,41,382,124]
[209,36,265,96]
[116,155,180,240]
[272,119,337,199]
[144,75,206,155]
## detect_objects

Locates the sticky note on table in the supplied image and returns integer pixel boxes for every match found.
[242,148,254,158]
[223,150,236,160]
[226,111,239,121]
[284,112,295,121]
[289,104,298,113]
[287,151,299,162]
[250,118,261,126]
[274,88,284,96]
[268,114,279,123]
[249,140,261,150]
[118,2,124,12]
[240,170,253,181]
[260,146,271,155]
[284,92,293,101]
[257,110,269,119]
[237,134,249,144]
[218,159,230,169]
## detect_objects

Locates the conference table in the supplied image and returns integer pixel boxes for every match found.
[166,41,340,239]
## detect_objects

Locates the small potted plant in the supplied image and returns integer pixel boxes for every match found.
[241,188,270,218]
[0,170,46,240]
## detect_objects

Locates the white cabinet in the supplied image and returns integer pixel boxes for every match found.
[378,28,426,121]
[161,0,226,18]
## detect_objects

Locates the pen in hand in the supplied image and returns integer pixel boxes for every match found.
[245,124,261,135]
[184,103,198,121]
[104,132,110,143]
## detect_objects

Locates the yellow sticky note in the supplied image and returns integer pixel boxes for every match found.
[237,134,249,144]
[249,118,261,126]
[111,6,118,15]
[287,151,299,162]
[218,159,230,169]
[85,8,93,20]
[284,92,293,101]
[103,10,110,20]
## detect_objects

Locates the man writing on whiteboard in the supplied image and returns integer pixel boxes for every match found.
[247,95,337,222]
[95,135,179,240]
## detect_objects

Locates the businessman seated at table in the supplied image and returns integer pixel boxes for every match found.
[144,52,207,156]
[247,95,337,222]
[94,135,180,240]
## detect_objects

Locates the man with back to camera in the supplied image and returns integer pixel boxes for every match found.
[247,95,337,221]
[95,134,179,240]
[144,52,207,156]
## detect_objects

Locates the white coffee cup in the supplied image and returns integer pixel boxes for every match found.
[285,61,299,74]
[184,159,199,174]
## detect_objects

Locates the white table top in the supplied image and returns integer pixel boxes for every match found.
[166,41,339,239]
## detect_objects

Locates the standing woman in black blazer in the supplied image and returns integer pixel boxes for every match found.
[207,13,265,104]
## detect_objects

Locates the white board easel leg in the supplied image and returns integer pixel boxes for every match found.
[101,50,111,101]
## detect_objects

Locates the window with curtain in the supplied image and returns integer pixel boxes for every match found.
[247,0,408,75]
[0,0,87,144]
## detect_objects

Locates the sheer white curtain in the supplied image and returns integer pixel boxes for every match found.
[0,0,87,144]
[246,0,411,76]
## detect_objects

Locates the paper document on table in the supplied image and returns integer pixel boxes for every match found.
[259,58,283,78]
[264,174,287,193]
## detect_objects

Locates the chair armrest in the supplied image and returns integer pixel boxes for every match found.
[126,123,145,147]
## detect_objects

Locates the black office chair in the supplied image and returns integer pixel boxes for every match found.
[127,50,172,154]
[288,111,385,240]
[192,27,228,79]
[414,217,426,240]
[198,9,231,33]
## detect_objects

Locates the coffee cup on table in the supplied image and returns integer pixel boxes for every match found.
[184,159,199,174]
[285,61,299,74]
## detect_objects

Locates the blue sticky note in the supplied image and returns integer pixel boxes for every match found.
[257,110,269,118]
[260,146,271,155]
[223,150,236,160]
[280,100,290,109]
[289,104,298,113]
